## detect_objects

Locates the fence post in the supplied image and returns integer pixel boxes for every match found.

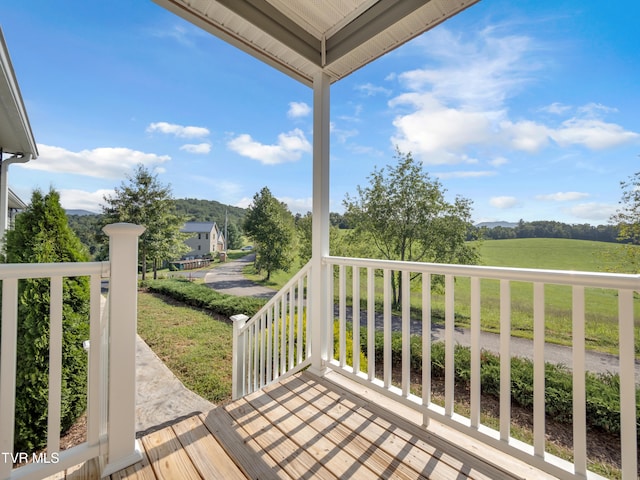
[101,223,145,476]
[231,314,248,400]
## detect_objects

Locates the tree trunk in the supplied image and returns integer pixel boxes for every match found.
[141,252,147,281]
[153,258,158,280]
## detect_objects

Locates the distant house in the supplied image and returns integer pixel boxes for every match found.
[181,221,225,258]
[7,187,26,229]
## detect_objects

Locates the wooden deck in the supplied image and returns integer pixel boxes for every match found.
[53,371,555,479]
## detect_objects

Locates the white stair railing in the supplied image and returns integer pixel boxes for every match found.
[324,255,639,480]
[0,223,144,480]
[232,260,312,399]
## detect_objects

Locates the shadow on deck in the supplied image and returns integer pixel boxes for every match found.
[53,371,556,479]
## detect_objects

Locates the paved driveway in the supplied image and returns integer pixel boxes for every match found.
[204,254,276,299]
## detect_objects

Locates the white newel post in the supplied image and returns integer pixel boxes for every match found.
[231,314,248,400]
[309,70,330,377]
[101,223,145,477]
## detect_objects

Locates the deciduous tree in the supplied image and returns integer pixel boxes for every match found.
[343,150,479,306]
[610,171,640,271]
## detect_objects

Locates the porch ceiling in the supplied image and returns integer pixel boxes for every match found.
[0,28,37,159]
[153,0,480,87]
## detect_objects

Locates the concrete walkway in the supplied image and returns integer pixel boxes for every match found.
[135,335,215,435]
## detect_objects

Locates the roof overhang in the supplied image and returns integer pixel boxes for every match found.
[8,188,26,210]
[153,0,480,87]
[0,27,38,159]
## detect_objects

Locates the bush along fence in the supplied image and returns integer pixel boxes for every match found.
[359,327,640,440]
[140,279,639,439]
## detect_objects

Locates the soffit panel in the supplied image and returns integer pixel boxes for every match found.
[154,0,480,86]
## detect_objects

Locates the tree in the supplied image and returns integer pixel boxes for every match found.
[296,211,347,264]
[101,164,189,279]
[226,222,243,250]
[609,171,640,272]
[343,150,479,306]
[3,189,90,452]
[244,187,296,280]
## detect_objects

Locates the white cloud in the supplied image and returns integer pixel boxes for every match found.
[550,118,639,150]
[234,196,252,209]
[540,102,572,115]
[277,196,313,215]
[227,128,311,165]
[390,93,493,164]
[400,27,540,110]
[536,191,590,202]
[20,144,171,178]
[147,122,210,138]
[567,202,616,221]
[180,143,211,154]
[59,189,114,212]
[287,102,311,119]
[356,83,392,97]
[490,196,519,209]
[500,120,550,152]
[489,156,509,167]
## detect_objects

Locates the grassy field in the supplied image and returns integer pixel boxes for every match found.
[244,238,639,355]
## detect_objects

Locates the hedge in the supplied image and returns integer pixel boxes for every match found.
[142,279,266,318]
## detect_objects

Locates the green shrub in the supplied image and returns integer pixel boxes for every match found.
[362,327,640,438]
[143,278,265,318]
[3,189,90,452]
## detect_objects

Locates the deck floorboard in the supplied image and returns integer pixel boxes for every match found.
[51,371,555,480]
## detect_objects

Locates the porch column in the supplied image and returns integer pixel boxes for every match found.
[309,71,330,377]
[101,223,145,477]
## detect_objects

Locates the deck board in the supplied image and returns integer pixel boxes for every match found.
[171,414,246,480]
[49,371,557,480]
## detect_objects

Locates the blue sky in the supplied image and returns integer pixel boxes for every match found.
[1,0,639,225]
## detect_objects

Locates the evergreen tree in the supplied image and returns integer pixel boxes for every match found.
[244,187,296,280]
[226,222,242,250]
[3,188,90,452]
[101,164,189,279]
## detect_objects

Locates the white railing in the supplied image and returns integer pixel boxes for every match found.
[231,261,312,399]
[323,256,639,480]
[0,223,144,480]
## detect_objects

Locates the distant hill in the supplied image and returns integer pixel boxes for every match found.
[173,198,246,227]
[66,209,98,216]
[476,221,517,229]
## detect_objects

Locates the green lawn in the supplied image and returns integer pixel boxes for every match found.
[137,291,233,403]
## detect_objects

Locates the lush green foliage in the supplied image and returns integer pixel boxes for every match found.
[142,278,265,317]
[343,150,479,306]
[244,187,296,280]
[3,189,90,452]
[609,171,640,272]
[101,164,190,279]
[173,198,246,228]
[359,327,639,438]
[477,220,619,243]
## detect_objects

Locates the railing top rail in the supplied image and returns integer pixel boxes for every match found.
[239,259,312,333]
[324,255,640,290]
[0,261,109,280]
